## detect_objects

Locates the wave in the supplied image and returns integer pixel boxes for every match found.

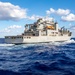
[0,70,21,75]
[48,39,75,46]
[0,43,14,47]
[65,39,75,43]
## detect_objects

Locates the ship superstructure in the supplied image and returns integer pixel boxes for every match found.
[5,17,72,44]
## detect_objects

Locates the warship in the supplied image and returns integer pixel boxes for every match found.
[5,17,72,44]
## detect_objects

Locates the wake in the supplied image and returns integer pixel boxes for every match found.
[0,43,14,47]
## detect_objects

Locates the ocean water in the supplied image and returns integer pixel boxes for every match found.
[0,38,75,75]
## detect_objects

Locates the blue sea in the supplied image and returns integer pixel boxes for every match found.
[0,38,75,75]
